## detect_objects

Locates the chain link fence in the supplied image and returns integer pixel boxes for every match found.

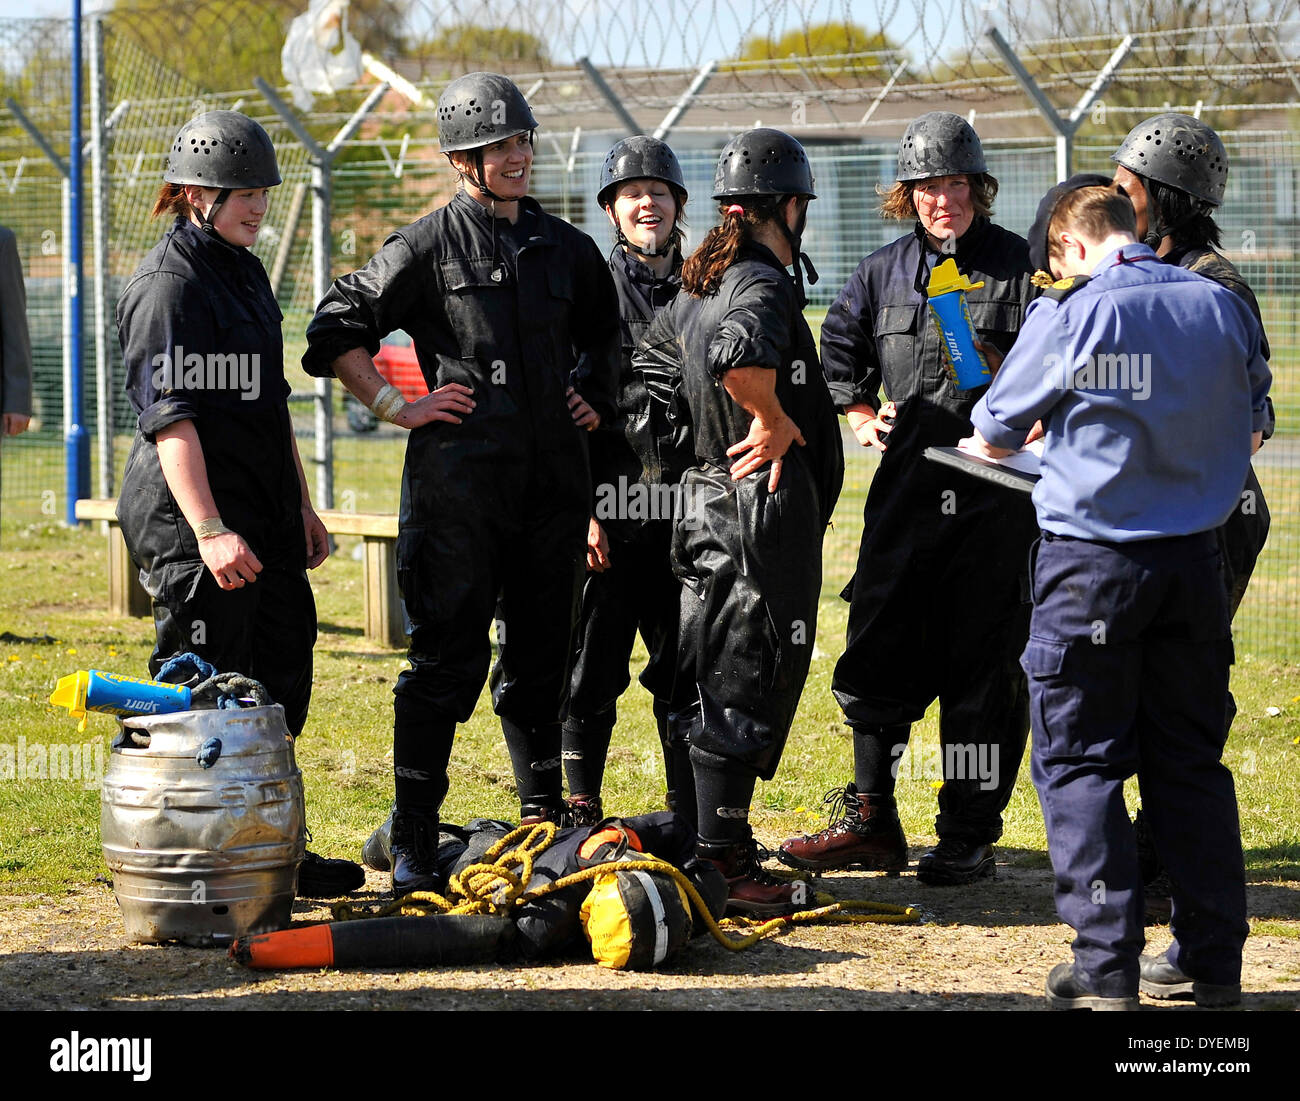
[0,11,1294,659]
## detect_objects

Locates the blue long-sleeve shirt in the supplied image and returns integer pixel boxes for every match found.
[971,243,1271,542]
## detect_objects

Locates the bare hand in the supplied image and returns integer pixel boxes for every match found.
[957,430,1015,460]
[974,340,1005,377]
[393,383,475,429]
[846,400,896,452]
[302,505,330,569]
[198,530,263,591]
[726,413,805,490]
[567,387,600,431]
[2,413,30,436]
[586,518,610,572]
[1025,420,1045,445]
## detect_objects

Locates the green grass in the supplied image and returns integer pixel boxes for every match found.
[1,297,1296,891]
[0,525,1297,897]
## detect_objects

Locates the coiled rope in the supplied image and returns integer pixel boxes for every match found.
[330,822,920,951]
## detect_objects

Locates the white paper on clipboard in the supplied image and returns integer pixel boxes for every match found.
[956,437,1043,477]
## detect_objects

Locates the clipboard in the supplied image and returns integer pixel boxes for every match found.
[924,445,1040,495]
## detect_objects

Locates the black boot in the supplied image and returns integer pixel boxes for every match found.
[361,808,394,872]
[297,825,365,898]
[390,809,442,896]
[916,837,995,886]
[565,794,604,828]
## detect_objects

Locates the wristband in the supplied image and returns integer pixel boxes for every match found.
[194,517,232,540]
[370,383,407,423]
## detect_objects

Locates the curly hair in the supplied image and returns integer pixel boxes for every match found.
[878,173,999,221]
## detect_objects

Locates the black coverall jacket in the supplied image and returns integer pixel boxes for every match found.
[303,192,619,727]
[116,217,316,735]
[569,248,686,717]
[820,217,1038,841]
[647,242,843,780]
[1165,243,1273,618]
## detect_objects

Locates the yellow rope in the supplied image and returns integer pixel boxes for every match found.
[330,822,922,951]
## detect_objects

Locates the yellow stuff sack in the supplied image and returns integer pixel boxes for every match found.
[579,859,693,971]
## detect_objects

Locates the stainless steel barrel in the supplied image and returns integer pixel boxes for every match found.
[100,705,304,947]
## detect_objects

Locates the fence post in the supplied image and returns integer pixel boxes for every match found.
[90,12,112,499]
[254,77,390,513]
[579,58,641,136]
[654,61,716,141]
[986,26,1136,179]
[67,2,89,524]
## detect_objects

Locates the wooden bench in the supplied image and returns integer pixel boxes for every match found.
[74,499,407,649]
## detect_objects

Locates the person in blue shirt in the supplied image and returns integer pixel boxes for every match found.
[965,175,1270,1009]
[1111,114,1274,922]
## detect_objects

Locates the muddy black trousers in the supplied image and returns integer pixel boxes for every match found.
[391,491,587,815]
[564,520,690,803]
[673,460,824,846]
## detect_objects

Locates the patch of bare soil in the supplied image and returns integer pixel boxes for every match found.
[2,855,1297,1012]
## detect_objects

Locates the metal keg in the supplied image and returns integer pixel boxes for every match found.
[100,704,305,947]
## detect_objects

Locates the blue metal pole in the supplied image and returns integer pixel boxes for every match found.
[66,0,89,525]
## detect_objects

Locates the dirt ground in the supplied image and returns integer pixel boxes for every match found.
[3,852,1298,1012]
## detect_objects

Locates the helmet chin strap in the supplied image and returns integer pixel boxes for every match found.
[617,227,675,259]
[198,188,232,238]
[456,133,535,205]
[1140,176,1165,250]
[1136,174,1201,251]
[776,199,818,307]
[609,203,676,259]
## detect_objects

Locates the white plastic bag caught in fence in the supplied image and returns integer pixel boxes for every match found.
[281,0,365,112]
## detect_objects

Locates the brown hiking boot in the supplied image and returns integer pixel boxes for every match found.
[702,838,812,918]
[777,784,908,874]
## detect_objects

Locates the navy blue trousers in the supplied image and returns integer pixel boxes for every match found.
[1023,531,1247,996]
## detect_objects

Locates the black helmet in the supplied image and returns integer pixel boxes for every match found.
[896,112,986,183]
[437,71,538,153]
[1110,113,1227,206]
[164,111,280,189]
[598,136,687,208]
[712,128,816,200]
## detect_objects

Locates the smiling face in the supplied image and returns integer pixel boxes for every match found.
[453,131,533,201]
[186,186,271,248]
[912,173,973,247]
[606,178,678,253]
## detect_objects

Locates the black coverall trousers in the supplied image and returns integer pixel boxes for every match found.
[393,430,588,809]
[148,563,317,738]
[832,402,1037,843]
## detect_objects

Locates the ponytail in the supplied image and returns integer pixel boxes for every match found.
[681,196,782,297]
[151,181,193,220]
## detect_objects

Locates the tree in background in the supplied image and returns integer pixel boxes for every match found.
[415,22,549,69]
[106,0,407,92]
[736,20,899,80]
